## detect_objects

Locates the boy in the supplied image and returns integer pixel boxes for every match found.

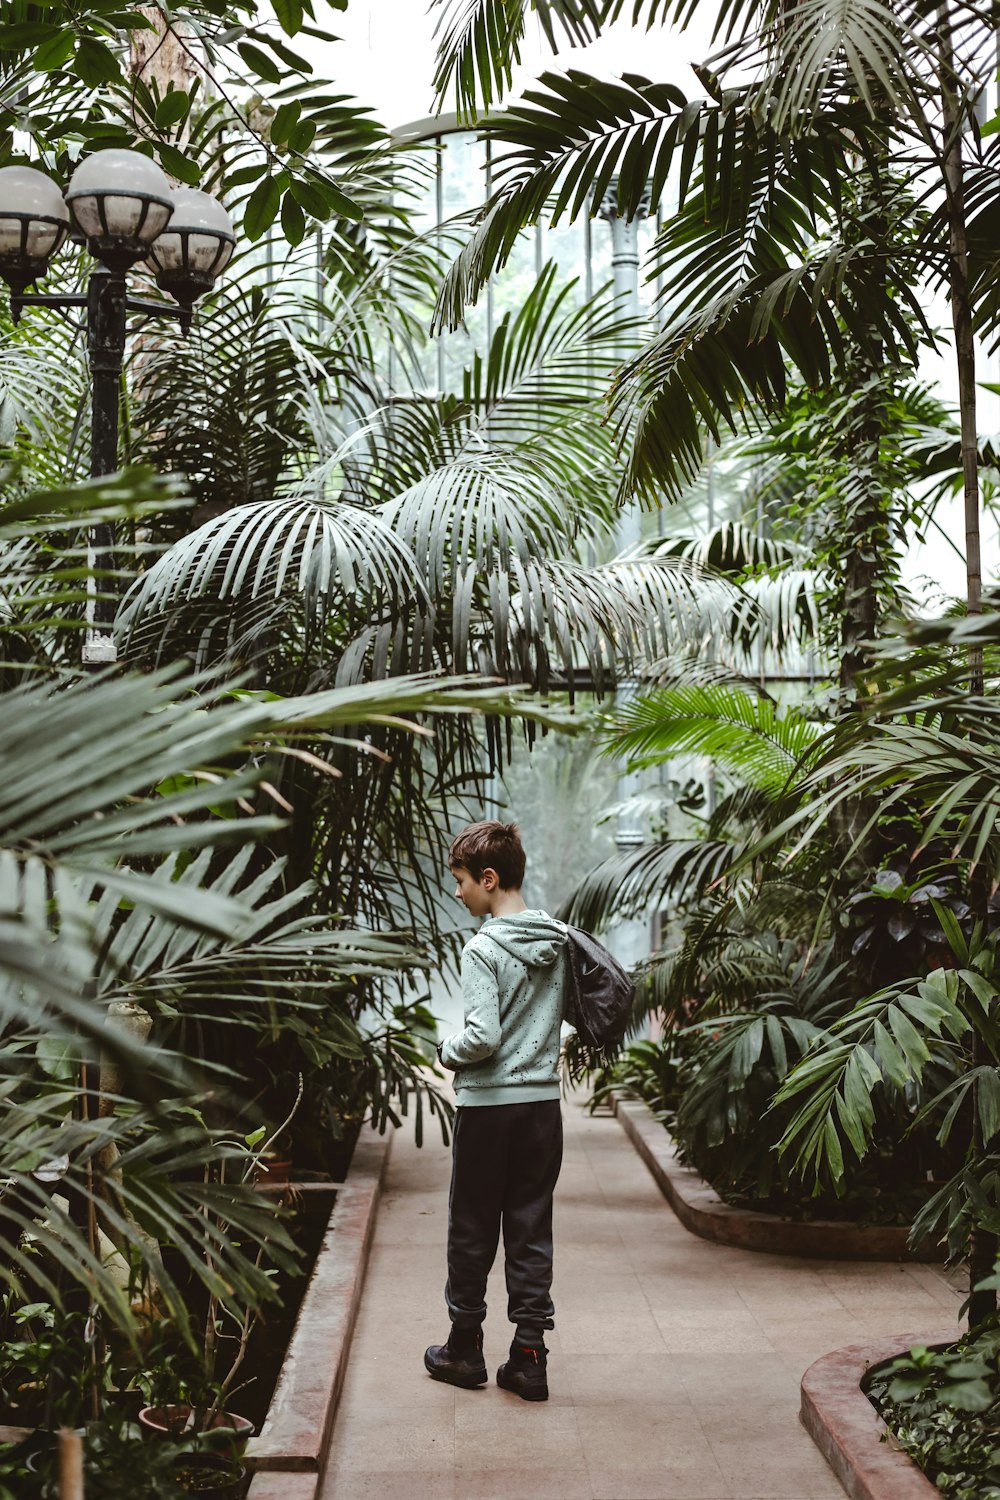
[424,820,567,1403]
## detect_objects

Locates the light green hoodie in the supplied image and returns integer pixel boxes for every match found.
[439,910,567,1107]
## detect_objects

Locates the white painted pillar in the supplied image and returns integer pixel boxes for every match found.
[599,185,651,972]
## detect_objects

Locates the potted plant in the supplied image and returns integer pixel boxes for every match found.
[138,1099,306,1447]
[21,1419,246,1498]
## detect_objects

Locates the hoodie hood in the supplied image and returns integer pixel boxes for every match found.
[478,910,566,969]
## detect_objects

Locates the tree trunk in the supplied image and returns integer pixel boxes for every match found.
[129,8,198,105]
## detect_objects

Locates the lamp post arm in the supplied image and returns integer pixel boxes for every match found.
[124,295,183,319]
[10,292,88,313]
[10,290,185,325]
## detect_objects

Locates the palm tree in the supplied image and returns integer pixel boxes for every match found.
[429,0,999,647]
[115,245,763,939]
[0,470,573,1361]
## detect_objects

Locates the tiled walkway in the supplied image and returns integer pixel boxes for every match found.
[319,1099,963,1500]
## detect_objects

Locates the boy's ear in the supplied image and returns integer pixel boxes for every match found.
[480,866,499,890]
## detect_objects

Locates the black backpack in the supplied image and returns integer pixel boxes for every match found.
[562,924,635,1051]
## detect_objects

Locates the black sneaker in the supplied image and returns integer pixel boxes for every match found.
[424,1326,487,1389]
[496,1341,548,1402]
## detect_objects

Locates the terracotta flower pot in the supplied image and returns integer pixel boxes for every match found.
[138,1403,254,1443]
[253,1155,293,1187]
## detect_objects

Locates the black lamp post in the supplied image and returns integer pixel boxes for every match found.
[0,151,236,664]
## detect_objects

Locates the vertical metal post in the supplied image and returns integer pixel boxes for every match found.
[600,186,649,557]
[435,138,445,394]
[600,185,649,974]
[485,137,494,354]
[705,438,718,819]
[314,227,324,335]
[84,266,126,667]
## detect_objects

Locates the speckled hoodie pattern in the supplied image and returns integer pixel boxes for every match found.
[439,910,567,1108]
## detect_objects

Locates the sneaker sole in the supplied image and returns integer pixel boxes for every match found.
[496,1370,548,1402]
[424,1357,488,1389]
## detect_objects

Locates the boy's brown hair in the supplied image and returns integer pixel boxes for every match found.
[448,820,526,890]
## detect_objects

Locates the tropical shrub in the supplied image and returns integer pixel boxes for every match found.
[866,1330,1000,1500]
[770,619,1000,1288]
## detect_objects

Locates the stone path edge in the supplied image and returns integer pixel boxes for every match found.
[801,1332,956,1500]
[613,1095,944,1261]
[244,1123,395,1497]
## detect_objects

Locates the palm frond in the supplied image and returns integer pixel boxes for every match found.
[430,0,605,119]
[433,70,697,331]
[0,661,568,943]
[774,966,969,1189]
[653,520,804,574]
[117,490,421,646]
[736,569,821,655]
[559,837,736,929]
[601,681,823,796]
[0,470,190,682]
[456,262,638,453]
[381,452,580,594]
[609,177,926,501]
[740,0,924,127]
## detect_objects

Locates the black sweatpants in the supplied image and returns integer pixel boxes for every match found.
[445,1099,563,1348]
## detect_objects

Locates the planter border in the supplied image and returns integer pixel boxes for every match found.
[801,1333,957,1500]
[613,1095,942,1261]
[245,1123,395,1496]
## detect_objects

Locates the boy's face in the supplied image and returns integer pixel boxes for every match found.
[451,863,497,918]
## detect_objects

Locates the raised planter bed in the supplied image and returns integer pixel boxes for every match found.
[801,1333,958,1500]
[613,1095,944,1261]
[244,1124,395,1500]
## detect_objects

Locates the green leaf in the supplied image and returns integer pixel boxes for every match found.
[155,89,190,130]
[930,898,968,964]
[75,37,122,86]
[872,1018,910,1088]
[765,1013,789,1078]
[288,119,318,154]
[823,1114,845,1187]
[313,174,363,222]
[939,1377,995,1412]
[224,162,267,188]
[977,1068,1000,1147]
[238,41,283,84]
[265,36,312,73]
[289,175,331,220]
[959,967,998,1017]
[272,0,304,36]
[270,100,302,146]
[244,176,282,241]
[245,1126,267,1149]
[158,142,200,187]
[280,189,306,246]
[33,30,75,71]
[886,1005,931,1075]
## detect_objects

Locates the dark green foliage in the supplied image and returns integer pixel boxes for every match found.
[0,0,372,246]
[867,1330,1000,1500]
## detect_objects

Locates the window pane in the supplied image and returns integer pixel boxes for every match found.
[541,220,588,304]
